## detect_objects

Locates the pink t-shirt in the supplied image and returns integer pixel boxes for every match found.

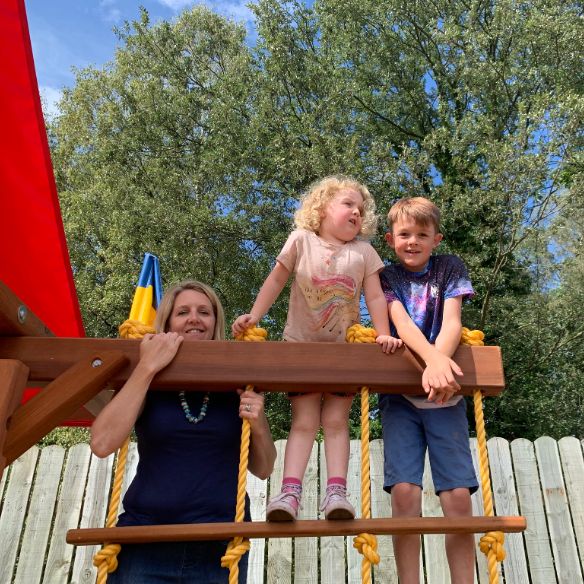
[277,229,384,342]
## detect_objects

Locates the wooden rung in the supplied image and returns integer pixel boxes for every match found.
[67,516,526,545]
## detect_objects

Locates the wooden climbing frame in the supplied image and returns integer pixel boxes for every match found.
[0,278,523,551]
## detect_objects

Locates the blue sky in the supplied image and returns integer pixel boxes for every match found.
[24,0,257,119]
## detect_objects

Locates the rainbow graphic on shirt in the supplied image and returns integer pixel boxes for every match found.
[302,274,358,332]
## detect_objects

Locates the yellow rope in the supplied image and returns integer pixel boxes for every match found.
[346,324,380,584]
[461,327,485,347]
[118,319,156,339]
[234,326,268,342]
[221,327,267,583]
[93,320,155,582]
[93,436,130,581]
[461,327,505,584]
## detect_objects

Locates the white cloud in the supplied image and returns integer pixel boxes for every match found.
[99,0,122,23]
[39,86,63,121]
[158,0,194,9]
[157,0,254,24]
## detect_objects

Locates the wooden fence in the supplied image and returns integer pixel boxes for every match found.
[1,437,582,583]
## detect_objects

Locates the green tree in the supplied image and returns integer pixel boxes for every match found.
[249,0,584,438]
[52,7,289,337]
[51,1,584,439]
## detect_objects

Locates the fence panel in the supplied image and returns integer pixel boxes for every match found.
[2,436,583,583]
[43,444,94,584]
[510,438,556,584]
[535,436,583,584]
[14,446,65,584]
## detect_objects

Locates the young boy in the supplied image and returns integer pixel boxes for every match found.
[379,197,478,584]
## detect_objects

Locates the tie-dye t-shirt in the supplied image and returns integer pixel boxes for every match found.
[380,255,474,408]
[380,255,473,343]
[277,229,384,342]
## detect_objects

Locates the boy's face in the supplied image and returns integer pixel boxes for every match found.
[385,217,442,272]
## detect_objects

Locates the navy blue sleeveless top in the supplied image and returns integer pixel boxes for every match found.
[117,390,250,526]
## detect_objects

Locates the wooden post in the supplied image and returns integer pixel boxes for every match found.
[0,280,53,337]
[0,359,29,475]
[3,351,128,465]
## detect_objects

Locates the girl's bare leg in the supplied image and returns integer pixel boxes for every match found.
[282,393,322,479]
[321,394,354,479]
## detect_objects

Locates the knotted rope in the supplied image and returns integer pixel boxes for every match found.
[118,319,156,339]
[346,324,380,584]
[221,326,267,584]
[93,436,130,582]
[93,322,155,582]
[461,327,505,584]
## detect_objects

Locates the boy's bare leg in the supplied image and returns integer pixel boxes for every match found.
[440,487,475,584]
[321,394,353,478]
[282,393,322,479]
[391,482,422,584]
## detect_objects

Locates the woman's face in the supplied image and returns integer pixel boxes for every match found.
[167,289,216,340]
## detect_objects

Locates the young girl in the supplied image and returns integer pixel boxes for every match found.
[232,176,401,521]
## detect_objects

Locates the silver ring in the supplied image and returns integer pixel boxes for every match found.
[245,404,252,412]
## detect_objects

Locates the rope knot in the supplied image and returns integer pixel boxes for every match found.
[479,531,506,561]
[235,326,268,342]
[346,324,377,344]
[220,537,251,569]
[93,543,122,574]
[353,532,380,565]
[118,319,156,339]
[461,327,485,346]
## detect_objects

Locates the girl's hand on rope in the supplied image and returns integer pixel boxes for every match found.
[422,352,462,404]
[139,332,183,375]
[375,334,403,354]
[231,313,259,337]
[237,388,265,424]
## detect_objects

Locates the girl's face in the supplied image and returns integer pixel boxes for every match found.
[167,289,216,340]
[318,188,364,244]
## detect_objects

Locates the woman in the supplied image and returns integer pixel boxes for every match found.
[91,280,276,583]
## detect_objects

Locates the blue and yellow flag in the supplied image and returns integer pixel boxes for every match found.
[119,253,163,338]
[129,252,162,326]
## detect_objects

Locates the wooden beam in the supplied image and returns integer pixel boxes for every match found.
[0,280,53,337]
[3,351,128,464]
[0,337,505,395]
[67,516,526,545]
[0,359,29,475]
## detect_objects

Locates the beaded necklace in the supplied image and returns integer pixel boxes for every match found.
[179,391,210,424]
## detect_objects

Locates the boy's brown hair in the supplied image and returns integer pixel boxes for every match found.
[387,197,441,233]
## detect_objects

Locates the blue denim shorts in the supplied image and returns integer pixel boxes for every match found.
[107,540,249,584]
[379,395,478,495]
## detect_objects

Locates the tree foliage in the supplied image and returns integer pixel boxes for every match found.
[50,0,584,439]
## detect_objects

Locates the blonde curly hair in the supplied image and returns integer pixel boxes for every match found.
[294,175,378,239]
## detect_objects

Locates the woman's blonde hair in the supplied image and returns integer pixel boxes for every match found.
[154,280,226,340]
[387,197,441,233]
[294,175,378,238]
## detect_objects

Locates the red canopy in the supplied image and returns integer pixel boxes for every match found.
[1,0,89,424]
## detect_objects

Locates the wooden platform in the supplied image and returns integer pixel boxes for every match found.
[0,337,505,394]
